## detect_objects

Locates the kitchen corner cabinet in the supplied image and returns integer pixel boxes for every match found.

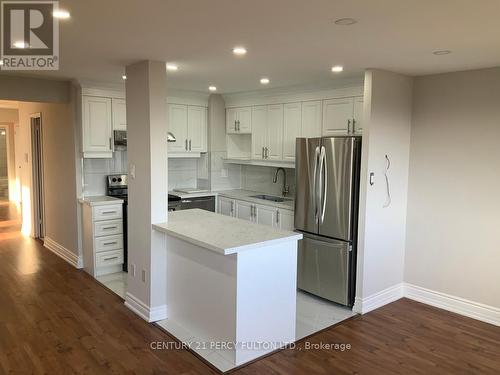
[82,96,113,158]
[168,103,207,155]
[227,107,252,134]
[322,96,363,136]
[251,104,284,160]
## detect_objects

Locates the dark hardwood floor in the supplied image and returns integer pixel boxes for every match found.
[0,203,499,374]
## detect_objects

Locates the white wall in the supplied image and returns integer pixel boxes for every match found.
[17,101,79,254]
[405,67,500,309]
[355,70,413,311]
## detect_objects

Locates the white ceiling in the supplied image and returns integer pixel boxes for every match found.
[2,0,500,93]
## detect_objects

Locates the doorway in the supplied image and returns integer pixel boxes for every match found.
[0,126,9,201]
[30,114,45,239]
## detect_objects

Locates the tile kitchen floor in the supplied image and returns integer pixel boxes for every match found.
[96,271,127,299]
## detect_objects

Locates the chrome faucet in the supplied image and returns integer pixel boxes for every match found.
[273,167,289,197]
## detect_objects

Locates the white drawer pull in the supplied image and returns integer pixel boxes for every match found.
[102,226,116,230]
[103,241,117,246]
[104,256,119,261]
[102,211,116,215]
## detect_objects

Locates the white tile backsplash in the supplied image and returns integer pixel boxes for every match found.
[241,165,295,197]
[168,158,198,190]
[83,151,127,196]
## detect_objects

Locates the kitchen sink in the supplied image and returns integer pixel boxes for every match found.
[250,194,292,203]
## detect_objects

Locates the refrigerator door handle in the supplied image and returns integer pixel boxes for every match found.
[313,146,320,222]
[320,145,328,223]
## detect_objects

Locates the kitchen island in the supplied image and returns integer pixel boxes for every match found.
[153,209,302,370]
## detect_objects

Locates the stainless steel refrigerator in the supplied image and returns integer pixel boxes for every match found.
[295,136,362,306]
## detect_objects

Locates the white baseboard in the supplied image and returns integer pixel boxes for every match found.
[44,237,83,269]
[125,292,167,322]
[404,283,500,327]
[353,283,404,314]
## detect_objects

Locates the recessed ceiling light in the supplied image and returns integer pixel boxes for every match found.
[433,50,452,55]
[331,65,344,73]
[334,18,357,26]
[208,85,217,92]
[53,9,70,19]
[122,75,127,80]
[166,63,179,71]
[233,46,247,56]
[13,41,27,49]
[260,78,270,85]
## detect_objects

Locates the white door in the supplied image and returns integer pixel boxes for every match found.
[278,209,294,231]
[237,107,252,133]
[251,106,267,159]
[82,96,112,155]
[226,108,238,134]
[267,104,284,160]
[302,101,322,138]
[187,106,206,152]
[168,104,188,153]
[353,97,364,135]
[322,98,353,136]
[256,204,277,227]
[235,200,254,222]
[218,197,234,217]
[283,102,302,161]
[112,98,127,131]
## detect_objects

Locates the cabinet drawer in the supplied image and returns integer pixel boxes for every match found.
[94,219,123,237]
[95,234,123,253]
[93,204,122,221]
[96,249,123,267]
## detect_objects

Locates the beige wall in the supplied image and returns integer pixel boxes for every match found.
[405,67,500,308]
[17,101,79,254]
[0,75,70,103]
[355,70,413,308]
[0,108,18,201]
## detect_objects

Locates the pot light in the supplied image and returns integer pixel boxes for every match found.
[166,63,179,71]
[331,65,344,73]
[13,41,28,49]
[232,46,247,56]
[208,85,217,92]
[53,9,70,19]
[260,77,270,85]
[433,50,452,55]
[334,18,357,26]
[122,75,127,80]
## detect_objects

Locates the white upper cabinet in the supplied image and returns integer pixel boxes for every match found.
[353,97,364,135]
[251,104,284,160]
[322,96,363,136]
[267,104,284,160]
[82,96,113,158]
[112,98,127,131]
[251,106,268,159]
[187,106,207,152]
[283,102,302,161]
[227,107,252,134]
[168,104,188,153]
[301,101,322,138]
[168,103,207,155]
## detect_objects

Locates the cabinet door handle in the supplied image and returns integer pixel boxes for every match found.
[352,119,356,133]
[189,139,192,151]
[231,201,234,214]
[234,119,237,131]
[104,256,119,261]
[265,147,269,159]
[109,137,113,151]
[276,209,280,225]
[101,211,116,215]
[185,139,188,150]
[237,120,240,131]
[103,241,118,246]
[262,147,265,159]
[102,226,117,230]
[347,119,351,133]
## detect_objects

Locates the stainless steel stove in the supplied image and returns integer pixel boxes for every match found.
[107,174,128,271]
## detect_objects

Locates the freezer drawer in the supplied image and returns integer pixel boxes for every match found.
[297,234,350,305]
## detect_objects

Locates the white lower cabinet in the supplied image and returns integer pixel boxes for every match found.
[82,201,124,277]
[219,196,294,230]
[218,197,235,217]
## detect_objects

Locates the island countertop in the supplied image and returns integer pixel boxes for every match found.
[152,209,302,255]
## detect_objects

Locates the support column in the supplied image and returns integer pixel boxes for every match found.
[124,61,168,321]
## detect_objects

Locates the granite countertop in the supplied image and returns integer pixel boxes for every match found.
[153,209,302,255]
[79,196,124,206]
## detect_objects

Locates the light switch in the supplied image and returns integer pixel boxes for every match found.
[369,172,375,186]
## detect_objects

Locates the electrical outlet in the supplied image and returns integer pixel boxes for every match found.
[142,269,146,282]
